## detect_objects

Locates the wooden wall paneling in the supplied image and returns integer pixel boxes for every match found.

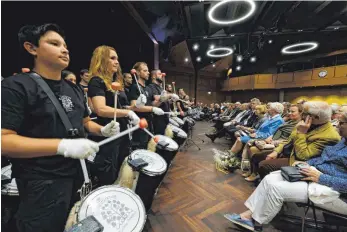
[294,70,313,82]
[254,74,276,89]
[334,65,347,78]
[230,78,239,90]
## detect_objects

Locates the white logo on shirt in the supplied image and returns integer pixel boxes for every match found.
[59,95,74,112]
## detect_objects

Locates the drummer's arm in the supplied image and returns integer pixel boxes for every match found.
[177,101,183,112]
[1,129,61,158]
[152,95,161,107]
[83,117,103,136]
[91,96,129,118]
[130,100,154,112]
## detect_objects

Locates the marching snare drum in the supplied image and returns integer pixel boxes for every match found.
[1,165,19,231]
[169,125,187,146]
[171,117,184,127]
[154,135,179,167]
[169,118,179,128]
[77,185,146,232]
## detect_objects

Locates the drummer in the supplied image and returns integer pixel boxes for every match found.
[88,45,140,186]
[145,70,179,135]
[176,88,189,118]
[1,24,120,232]
[127,62,165,149]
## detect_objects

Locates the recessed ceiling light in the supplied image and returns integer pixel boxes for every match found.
[212,64,216,67]
[196,56,201,62]
[250,56,256,62]
[208,91,211,95]
[281,42,319,55]
[298,29,303,32]
[208,0,256,25]
[236,65,241,71]
[193,44,199,51]
[230,34,235,37]
[185,58,189,62]
[210,44,215,49]
[237,55,243,62]
[287,39,290,42]
[203,36,208,39]
[268,40,273,44]
[207,47,233,57]
[334,27,339,30]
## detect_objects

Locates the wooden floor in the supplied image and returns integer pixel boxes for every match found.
[144,121,345,232]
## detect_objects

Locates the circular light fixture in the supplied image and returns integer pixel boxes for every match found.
[193,44,199,51]
[184,58,189,62]
[208,91,212,95]
[210,44,215,49]
[236,65,241,71]
[250,56,256,62]
[237,55,243,62]
[268,40,273,44]
[207,47,233,58]
[212,64,216,67]
[208,0,256,25]
[281,42,319,55]
[196,56,201,62]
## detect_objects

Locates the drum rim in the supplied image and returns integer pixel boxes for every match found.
[1,165,19,196]
[130,149,167,175]
[170,125,188,138]
[78,185,147,232]
[155,135,179,151]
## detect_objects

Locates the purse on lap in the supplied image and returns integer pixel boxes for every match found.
[281,166,305,182]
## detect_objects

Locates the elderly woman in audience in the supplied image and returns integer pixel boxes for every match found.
[331,103,341,129]
[243,104,303,182]
[215,102,284,170]
[224,106,347,231]
[258,101,341,179]
[281,102,292,121]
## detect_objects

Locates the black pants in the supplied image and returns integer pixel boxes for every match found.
[153,117,168,135]
[15,178,79,232]
[90,136,121,186]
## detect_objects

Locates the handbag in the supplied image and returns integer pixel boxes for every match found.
[281,166,305,182]
[255,140,275,150]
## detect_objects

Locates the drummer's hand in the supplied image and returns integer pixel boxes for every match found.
[152,107,165,115]
[57,139,99,159]
[101,121,120,137]
[180,111,184,117]
[135,94,147,108]
[127,111,140,125]
[170,112,178,117]
[170,94,180,102]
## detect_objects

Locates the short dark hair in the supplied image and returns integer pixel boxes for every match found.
[80,69,88,76]
[18,23,65,67]
[62,70,74,79]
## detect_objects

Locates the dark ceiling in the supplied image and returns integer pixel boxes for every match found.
[133,1,347,76]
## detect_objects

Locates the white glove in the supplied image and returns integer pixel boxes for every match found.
[127,111,140,125]
[57,139,99,159]
[152,107,164,115]
[170,112,179,117]
[100,121,120,137]
[87,107,92,115]
[160,93,169,102]
[135,94,147,108]
[170,94,180,102]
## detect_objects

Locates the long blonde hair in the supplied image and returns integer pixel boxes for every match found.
[89,45,124,91]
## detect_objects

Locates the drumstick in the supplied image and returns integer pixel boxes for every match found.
[98,118,148,146]
[162,73,166,89]
[111,82,122,122]
[79,159,90,184]
[142,128,160,143]
[130,69,143,95]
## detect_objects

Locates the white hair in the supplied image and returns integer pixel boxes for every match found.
[331,103,340,113]
[269,102,284,114]
[303,101,332,123]
[339,106,347,121]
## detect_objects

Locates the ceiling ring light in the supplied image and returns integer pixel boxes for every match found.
[281,42,318,54]
[208,0,256,25]
[207,47,233,58]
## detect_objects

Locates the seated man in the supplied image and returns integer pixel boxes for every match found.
[258,101,341,179]
[224,106,347,231]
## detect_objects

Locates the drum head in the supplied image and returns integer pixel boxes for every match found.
[1,165,18,196]
[172,117,184,125]
[78,186,146,232]
[170,125,187,139]
[130,150,167,176]
[169,118,179,127]
[155,135,179,151]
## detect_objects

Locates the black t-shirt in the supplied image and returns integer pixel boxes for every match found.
[128,82,152,119]
[145,83,169,122]
[88,76,129,132]
[1,73,89,180]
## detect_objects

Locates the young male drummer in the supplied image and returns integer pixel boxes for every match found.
[146,69,179,135]
[1,24,120,232]
[128,62,164,148]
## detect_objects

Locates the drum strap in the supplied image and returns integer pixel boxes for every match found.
[27,72,91,198]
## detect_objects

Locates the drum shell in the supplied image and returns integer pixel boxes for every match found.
[1,194,19,231]
[135,172,163,212]
[170,126,187,146]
